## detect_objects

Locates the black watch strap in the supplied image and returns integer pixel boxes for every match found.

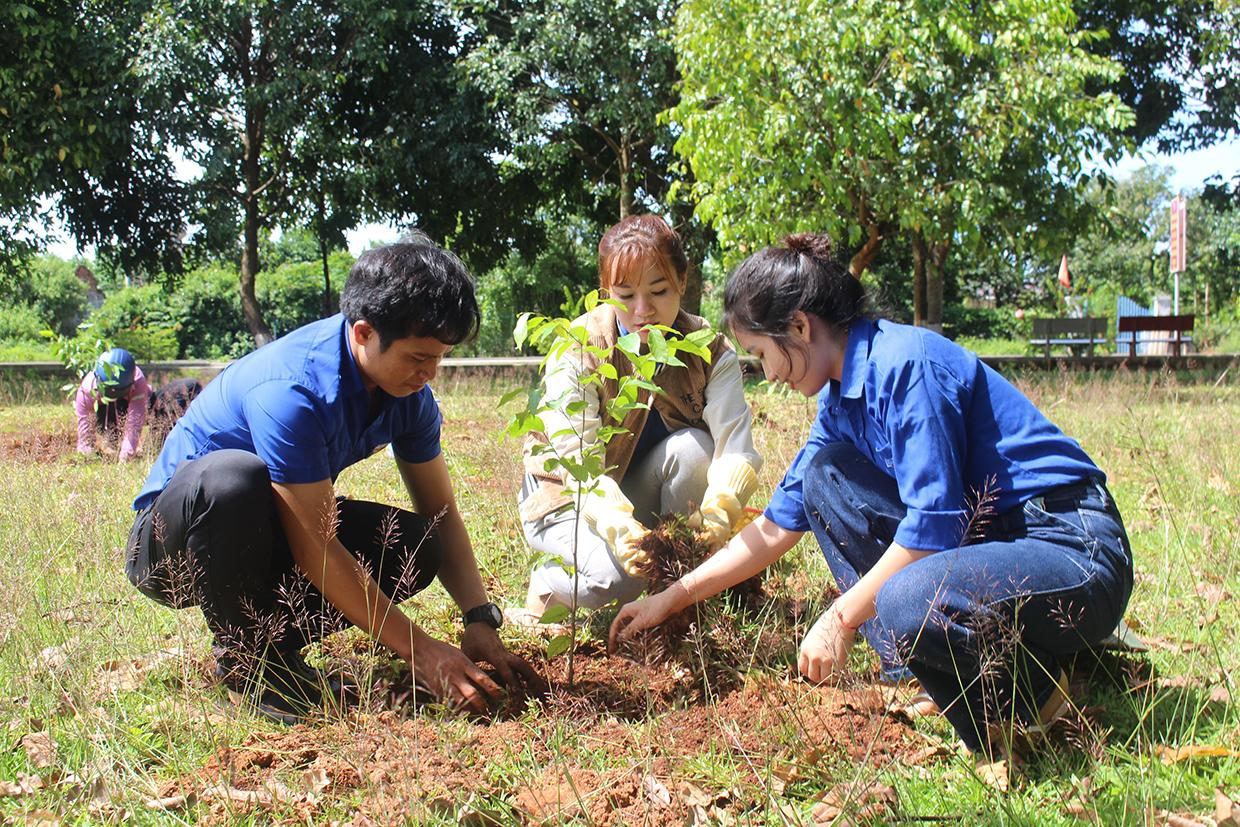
[463,602,503,629]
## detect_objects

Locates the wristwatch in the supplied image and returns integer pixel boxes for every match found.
[463,602,503,629]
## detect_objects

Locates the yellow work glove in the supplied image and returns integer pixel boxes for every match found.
[694,456,759,551]
[581,475,650,577]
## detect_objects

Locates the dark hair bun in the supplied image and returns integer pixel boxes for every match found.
[783,232,834,262]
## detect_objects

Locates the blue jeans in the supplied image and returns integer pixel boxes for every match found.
[803,443,1133,752]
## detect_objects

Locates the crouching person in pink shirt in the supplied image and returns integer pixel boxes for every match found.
[75,347,150,462]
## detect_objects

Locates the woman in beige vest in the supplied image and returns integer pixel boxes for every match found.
[513,215,763,619]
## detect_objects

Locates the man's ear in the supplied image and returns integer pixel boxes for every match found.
[350,319,375,346]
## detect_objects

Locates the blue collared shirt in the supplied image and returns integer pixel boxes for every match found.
[764,318,1101,550]
[134,314,442,510]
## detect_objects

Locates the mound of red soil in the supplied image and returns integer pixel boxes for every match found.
[187,649,919,825]
[0,427,75,463]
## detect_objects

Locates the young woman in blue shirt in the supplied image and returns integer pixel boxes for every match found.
[611,233,1133,757]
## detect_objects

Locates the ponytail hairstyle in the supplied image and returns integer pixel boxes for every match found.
[597,214,690,296]
[722,233,866,353]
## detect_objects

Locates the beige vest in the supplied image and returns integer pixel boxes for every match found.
[519,304,731,522]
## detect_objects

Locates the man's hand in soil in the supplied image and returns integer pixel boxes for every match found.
[412,634,505,714]
[460,623,539,693]
[608,583,689,650]
[798,602,857,684]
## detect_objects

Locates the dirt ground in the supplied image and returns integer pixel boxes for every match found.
[174,643,922,826]
[0,427,75,464]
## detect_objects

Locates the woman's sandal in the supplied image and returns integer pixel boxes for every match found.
[1022,670,1072,738]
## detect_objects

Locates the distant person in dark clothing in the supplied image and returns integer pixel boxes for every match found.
[147,377,204,450]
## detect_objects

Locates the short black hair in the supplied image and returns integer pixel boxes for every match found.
[340,234,480,349]
[723,233,866,352]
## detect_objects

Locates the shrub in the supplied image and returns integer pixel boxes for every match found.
[259,253,349,336]
[111,326,180,360]
[0,304,45,342]
[169,267,249,359]
[14,257,90,336]
[943,305,1031,341]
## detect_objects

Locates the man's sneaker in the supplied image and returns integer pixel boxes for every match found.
[214,649,352,724]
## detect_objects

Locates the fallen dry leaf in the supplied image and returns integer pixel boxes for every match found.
[1217,788,1239,827]
[1156,745,1240,764]
[201,784,274,808]
[0,773,43,798]
[21,731,57,769]
[973,759,1009,793]
[907,744,952,765]
[811,780,898,824]
[145,793,194,811]
[302,767,331,798]
[22,809,60,826]
[37,637,79,672]
[641,774,671,808]
[1208,686,1233,704]
[1158,811,1210,827]
[1194,582,1230,604]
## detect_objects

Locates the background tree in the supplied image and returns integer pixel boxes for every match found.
[460,0,715,311]
[139,0,511,345]
[669,0,1134,329]
[0,0,187,285]
[1076,0,1239,152]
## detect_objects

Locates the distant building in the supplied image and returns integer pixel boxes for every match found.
[75,265,105,309]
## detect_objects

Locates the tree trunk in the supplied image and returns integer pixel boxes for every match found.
[237,16,273,347]
[925,256,944,333]
[926,241,949,333]
[617,136,632,220]
[910,233,927,327]
[670,202,705,315]
[317,182,333,317]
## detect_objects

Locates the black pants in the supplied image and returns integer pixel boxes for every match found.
[126,450,442,660]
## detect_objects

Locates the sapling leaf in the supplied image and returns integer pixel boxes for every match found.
[616,331,642,356]
[583,289,600,311]
[498,386,530,408]
[565,400,588,416]
[595,362,618,380]
[513,313,533,348]
[648,329,670,361]
[546,634,572,659]
[540,605,571,624]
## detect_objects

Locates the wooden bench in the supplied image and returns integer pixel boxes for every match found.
[1116,314,1195,357]
[1029,317,1109,358]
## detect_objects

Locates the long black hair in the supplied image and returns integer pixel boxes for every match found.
[722,233,866,352]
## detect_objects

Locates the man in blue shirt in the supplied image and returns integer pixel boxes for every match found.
[126,236,534,722]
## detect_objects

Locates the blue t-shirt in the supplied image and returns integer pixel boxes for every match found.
[134,314,442,510]
[765,318,1101,550]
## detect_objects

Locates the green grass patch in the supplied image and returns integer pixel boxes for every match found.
[0,371,1237,823]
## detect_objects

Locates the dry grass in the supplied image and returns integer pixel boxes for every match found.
[0,368,1237,825]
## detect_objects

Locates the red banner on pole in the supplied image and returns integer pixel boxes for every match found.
[1170,195,1187,274]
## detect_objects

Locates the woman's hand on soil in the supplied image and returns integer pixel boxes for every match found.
[798,603,857,684]
[608,585,684,650]
[460,622,540,692]
[411,634,504,715]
